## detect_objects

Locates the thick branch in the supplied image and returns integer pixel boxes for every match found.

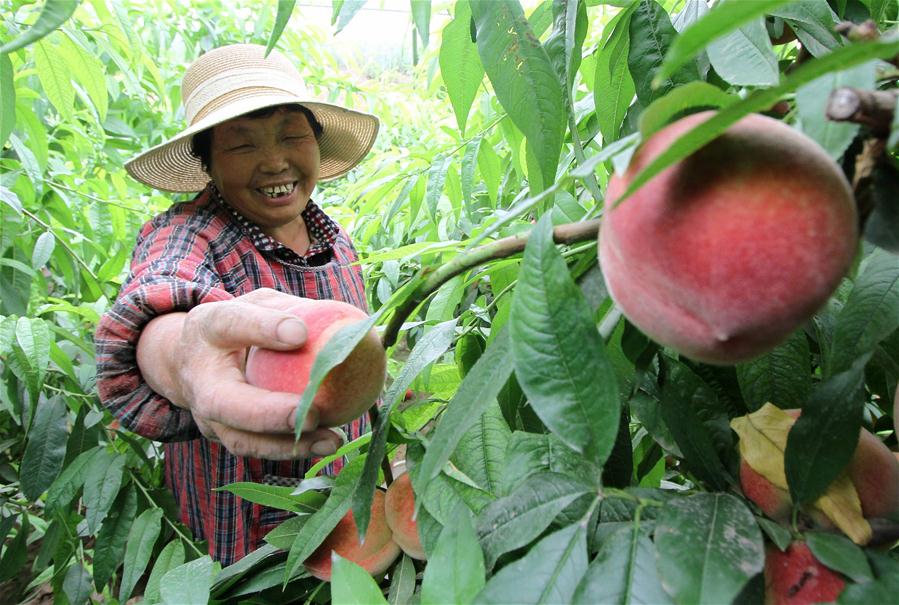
[381,219,601,348]
[826,87,897,135]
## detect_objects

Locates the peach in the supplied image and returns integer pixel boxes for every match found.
[764,542,845,605]
[599,111,857,365]
[740,409,899,524]
[245,298,386,427]
[303,489,401,581]
[384,473,426,560]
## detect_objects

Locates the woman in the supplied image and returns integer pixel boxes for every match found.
[94,43,379,565]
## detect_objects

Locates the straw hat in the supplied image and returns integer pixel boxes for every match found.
[125,44,380,192]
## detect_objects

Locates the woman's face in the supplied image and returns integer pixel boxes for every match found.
[208,107,320,234]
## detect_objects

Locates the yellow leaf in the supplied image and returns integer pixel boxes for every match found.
[730,403,871,545]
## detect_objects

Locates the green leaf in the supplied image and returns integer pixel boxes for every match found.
[31,231,55,270]
[14,316,52,401]
[160,556,218,605]
[470,0,565,190]
[616,36,899,206]
[45,446,101,515]
[330,553,389,605]
[352,319,456,538]
[440,1,483,135]
[0,53,14,149]
[216,482,315,514]
[544,0,587,95]
[510,215,620,467]
[410,0,430,47]
[770,1,843,55]
[837,551,899,604]
[119,507,164,602]
[476,472,591,570]
[785,355,868,505]
[211,543,281,596]
[451,401,511,496]
[265,0,296,56]
[419,327,514,483]
[0,0,79,54]
[425,154,450,220]
[144,540,186,604]
[83,449,126,534]
[387,554,416,605]
[595,5,635,143]
[806,531,873,583]
[477,523,589,605]
[284,456,365,582]
[573,524,671,605]
[333,0,365,34]
[736,330,811,412]
[706,18,779,86]
[0,513,29,582]
[655,493,764,605]
[421,506,485,605]
[628,0,699,106]
[34,39,74,120]
[655,0,792,86]
[500,431,601,495]
[58,32,108,120]
[756,517,793,552]
[828,248,899,377]
[264,514,313,550]
[638,81,737,138]
[62,563,93,605]
[294,313,380,439]
[20,395,68,500]
[93,484,138,591]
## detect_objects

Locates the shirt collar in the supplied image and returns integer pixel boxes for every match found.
[207,182,340,258]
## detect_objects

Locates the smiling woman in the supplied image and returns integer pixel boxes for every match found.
[92,43,382,566]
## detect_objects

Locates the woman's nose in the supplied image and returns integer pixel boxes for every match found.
[258,146,289,173]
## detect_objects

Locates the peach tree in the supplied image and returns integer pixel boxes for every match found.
[1,0,899,603]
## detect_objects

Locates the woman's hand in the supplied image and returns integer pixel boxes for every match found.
[137,288,344,459]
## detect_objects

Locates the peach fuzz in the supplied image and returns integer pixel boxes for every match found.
[740,409,899,525]
[303,489,400,581]
[764,542,845,605]
[599,111,857,365]
[245,298,386,427]
[384,473,426,560]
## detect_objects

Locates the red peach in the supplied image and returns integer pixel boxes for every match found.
[599,111,857,365]
[303,489,400,581]
[764,542,845,605]
[384,473,426,560]
[245,298,386,427]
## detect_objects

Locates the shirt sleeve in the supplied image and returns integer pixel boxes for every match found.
[94,209,233,442]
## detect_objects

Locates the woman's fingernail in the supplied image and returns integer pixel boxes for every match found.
[276,318,306,344]
[311,440,337,456]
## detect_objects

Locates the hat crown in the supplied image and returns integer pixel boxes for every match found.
[181,44,308,126]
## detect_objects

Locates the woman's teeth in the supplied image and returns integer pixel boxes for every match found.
[259,183,295,198]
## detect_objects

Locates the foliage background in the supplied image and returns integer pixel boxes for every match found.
[1,0,899,603]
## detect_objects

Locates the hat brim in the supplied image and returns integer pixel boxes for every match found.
[125,95,379,193]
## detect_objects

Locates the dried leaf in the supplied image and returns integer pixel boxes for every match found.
[730,403,871,544]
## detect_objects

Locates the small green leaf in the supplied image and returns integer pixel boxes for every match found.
[387,554,416,605]
[500,431,600,495]
[265,0,296,56]
[216,482,316,513]
[756,517,793,552]
[410,0,431,48]
[737,330,811,412]
[264,514,313,550]
[0,54,14,148]
[0,0,79,54]
[83,449,126,533]
[45,446,101,515]
[451,401,511,496]
[510,215,620,467]
[806,531,873,583]
[34,39,74,120]
[330,553,389,605]
[93,484,138,591]
[440,1,484,135]
[425,154,450,220]
[20,394,68,500]
[595,6,636,143]
[333,0,365,34]
[160,556,218,605]
[706,18,779,86]
[0,513,29,582]
[638,81,737,138]
[655,493,764,605]
[656,0,792,86]
[144,540,186,604]
[119,507,164,602]
[476,472,590,570]
[477,523,589,605]
[31,231,55,270]
[421,506,485,605]
[62,563,93,605]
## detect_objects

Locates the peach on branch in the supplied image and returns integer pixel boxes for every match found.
[764,542,845,605]
[245,298,386,427]
[384,472,426,560]
[303,489,401,581]
[740,409,899,525]
[599,111,858,365]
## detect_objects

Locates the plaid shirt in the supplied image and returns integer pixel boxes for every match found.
[95,184,369,565]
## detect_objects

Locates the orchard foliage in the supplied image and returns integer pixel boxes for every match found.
[2,0,899,603]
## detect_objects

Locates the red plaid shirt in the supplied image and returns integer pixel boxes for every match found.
[95,184,369,565]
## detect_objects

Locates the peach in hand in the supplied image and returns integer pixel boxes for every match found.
[245,298,386,427]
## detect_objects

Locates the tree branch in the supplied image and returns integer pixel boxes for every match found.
[381,219,601,348]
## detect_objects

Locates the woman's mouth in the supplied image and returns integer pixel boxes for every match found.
[257,182,297,199]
